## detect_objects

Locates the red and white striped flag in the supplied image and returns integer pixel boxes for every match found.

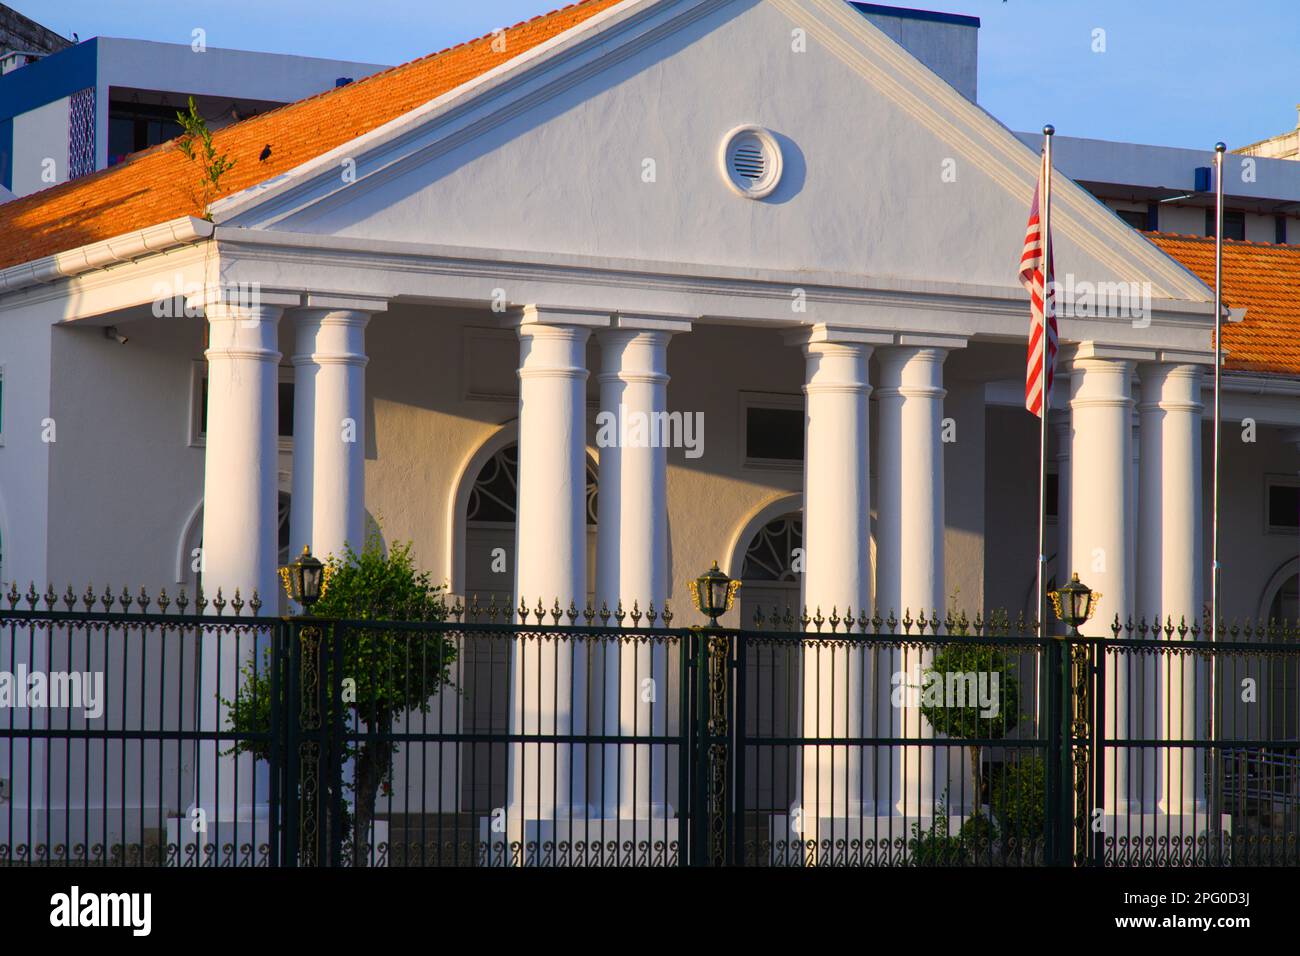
[1019,151,1057,417]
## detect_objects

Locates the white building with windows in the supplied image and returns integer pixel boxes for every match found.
[0,0,1297,849]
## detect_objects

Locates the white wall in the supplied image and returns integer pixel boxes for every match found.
[10,97,69,197]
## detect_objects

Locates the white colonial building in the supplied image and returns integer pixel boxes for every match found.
[0,0,1297,852]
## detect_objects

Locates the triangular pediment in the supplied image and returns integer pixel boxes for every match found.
[214,0,1210,304]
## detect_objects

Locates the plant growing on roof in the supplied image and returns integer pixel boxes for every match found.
[175,96,237,220]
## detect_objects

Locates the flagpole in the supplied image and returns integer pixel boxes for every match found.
[1036,125,1054,721]
[1209,142,1225,791]
[1040,123,1050,647]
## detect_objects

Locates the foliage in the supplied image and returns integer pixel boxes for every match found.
[223,531,456,861]
[908,797,998,866]
[175,96,237,219]
[919,641,1021,743]
[990,754,1046,843]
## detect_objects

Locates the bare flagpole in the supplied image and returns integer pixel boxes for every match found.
[1035,125,1055,723]
[1210,142,1225,641]
[1209,142,1225,793]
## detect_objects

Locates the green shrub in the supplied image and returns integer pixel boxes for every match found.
[224,531,456,862]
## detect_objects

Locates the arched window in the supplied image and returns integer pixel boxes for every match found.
[742,515,802,582]
[466,444,598,527]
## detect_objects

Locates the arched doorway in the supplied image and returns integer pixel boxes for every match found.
[736,510,802,814]
[459,442,599,812]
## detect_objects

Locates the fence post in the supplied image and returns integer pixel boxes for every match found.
[1043,633,1068,866]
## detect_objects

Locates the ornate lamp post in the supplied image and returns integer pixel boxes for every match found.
[1049,572,1100,637]
[1048,571,1100,867]
[689,561,741,628]
[687,562,740,866]
[278,545,333,865]
[280,546,330,613]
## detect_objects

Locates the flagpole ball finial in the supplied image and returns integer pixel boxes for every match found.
[1043,124,1054,136]
[1215,141,1226,153]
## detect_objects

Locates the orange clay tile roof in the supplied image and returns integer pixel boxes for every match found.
[0,0,622,271]
[1146,232,1300,377]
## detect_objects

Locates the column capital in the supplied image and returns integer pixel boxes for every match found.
[876,345,949,400]
[1137,362,1205,413]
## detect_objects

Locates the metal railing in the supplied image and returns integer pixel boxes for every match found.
[1,586,1297,867]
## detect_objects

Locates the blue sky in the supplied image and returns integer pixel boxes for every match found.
[16,0,1300,149]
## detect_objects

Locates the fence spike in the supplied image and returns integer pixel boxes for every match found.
[196,587,208,615]
[212,588,225,616]
[6,581,18,609]
[800,606,811,630]
[250,589,262,615]
[232,588,246,617]
[42,583,56,610]
[25,582,38,610]
[177,588,190,614]
[973,610,984,636]
[101,585,115,613]
[486,593,499,623]
[827,606,839,633]
[120,586,134,613]
[661,602,673,626]
[157,588,170,614]
[63,585,76,611]
[902,608,914,635]
[584,601,597,625]
[629,600,641,627]
[752,604,765,630]
[137,587,151,614]
[645,601,657,627]
[567,599,579,625]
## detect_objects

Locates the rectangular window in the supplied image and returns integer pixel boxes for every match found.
[1266,478,1299,533]
[739,392,804,471]
[1206,208,1245,241]
[1116,209,1146,230]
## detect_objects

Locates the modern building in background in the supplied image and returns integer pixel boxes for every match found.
[0,3,385,198]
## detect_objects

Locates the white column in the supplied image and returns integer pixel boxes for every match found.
[876,344,951,818]
[509,307,595,825]
[594,320,686,821]
[795,330,875,824]
[1068,352,1135,815]
[198,297,283,829]
[1137,363,1206,817]
[290,302,376,564]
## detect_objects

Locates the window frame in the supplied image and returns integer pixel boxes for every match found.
[738,391,805,473]
[1264,474,1300,535]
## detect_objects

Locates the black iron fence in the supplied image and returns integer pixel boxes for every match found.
[1,588,1297,867]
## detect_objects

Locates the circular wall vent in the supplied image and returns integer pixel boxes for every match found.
[719,125,783,199]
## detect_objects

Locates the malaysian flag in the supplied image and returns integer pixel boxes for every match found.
[1020,151,1057,417]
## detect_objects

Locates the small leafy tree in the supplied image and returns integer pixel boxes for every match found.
[917,604,1021,826]
[990,754,1046,851]
[225,532,457,863]
[175,96,237,219]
